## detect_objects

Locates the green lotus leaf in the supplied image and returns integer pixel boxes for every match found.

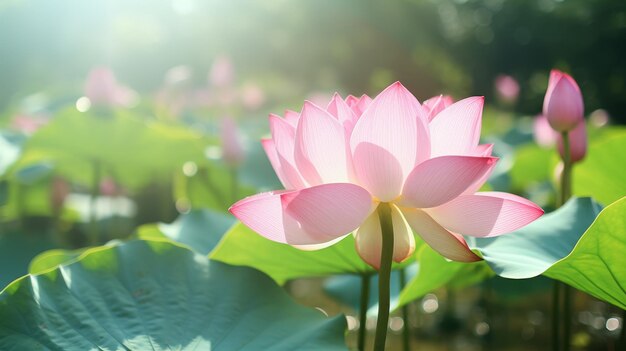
[1,240,348,350]
[471,197,626,309]
[28,248,90,275]
[543,197,626,309]
[137,209,235,255]
[573,133,626,205]
[211,223,373,284]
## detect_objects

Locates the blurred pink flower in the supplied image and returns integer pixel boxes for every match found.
[423,95,454,121]
[50,176,70,216]
[209,56,235,88]
[230,82,543,269]
[241,83,266,110]
[543,70,584,132]
[100,177,122,197]
[494,75,520,103]
[84,67,137,107]
[11,114,49,134]
[220,117,245,166]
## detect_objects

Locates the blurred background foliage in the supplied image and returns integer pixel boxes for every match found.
[0,0,625,119]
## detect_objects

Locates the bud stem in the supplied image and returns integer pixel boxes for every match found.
[559,132,572,206]
[374,202,394,351]
[555,131,573,351]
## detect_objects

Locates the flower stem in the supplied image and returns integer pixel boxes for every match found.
[556,131,573,351]
[89,159,101,246]
[561,132,573,351]
[559,132,572,206]
[374,202,394,351]
[399,267,411,351]
[358,274,370,351]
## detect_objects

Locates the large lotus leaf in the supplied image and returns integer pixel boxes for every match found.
[471,197,626,309]
[28,248,84,275]
[28,240,127,275]
[12,108,211,190]
[210,222,415,284]
[510,143,556,191]
[573,132,626,205]
[543,197,626,309]
[469,197,601,278]
[397,245,493,308]
[0,240,348,350]
[0,231,57,289]
[211,223,372,284]
[137,209,235,255]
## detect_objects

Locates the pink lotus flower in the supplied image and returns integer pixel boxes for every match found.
[230,82,543,269]
[84,67,137,107]
[543,70,584,132]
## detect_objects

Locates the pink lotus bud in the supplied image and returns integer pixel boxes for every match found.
[209,56,234,88]
[494,75,520,103]
[533,114,557,147]
[557,120,587,163]
[423,95,454,121]
[84,67,137,107]
[220,117,245,166]
[543,70,584,132]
